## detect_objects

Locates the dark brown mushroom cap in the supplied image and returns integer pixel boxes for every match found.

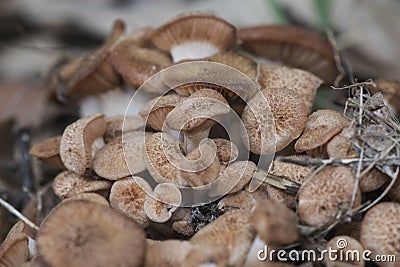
[37,200,146,267]
[360,202,400,267]
[242,87,307,154]
[389,176,400,202]
[295,109,350,153]
[0,233,29,266]
[29,136,64,169]
[239,25,338,83]
[150,12,237,62]
[298,166,362,226]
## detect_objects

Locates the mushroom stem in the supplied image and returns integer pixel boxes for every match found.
[252,169,301,194]
[0,196,39,231]
[183,128,211,153]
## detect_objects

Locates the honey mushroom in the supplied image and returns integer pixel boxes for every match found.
[217,189,257,212]
[29,136,64,169]
[103,115,144,142]
[0,233,29,266]
[144,239,194,267]
[183,245,230,267]
[149,12,237,63]
[61,192,109,206]
[324,235,365,267]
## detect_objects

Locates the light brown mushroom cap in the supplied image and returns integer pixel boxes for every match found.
[138,93,185,131]
[251,199,300,246]
[52,170,112,199]
[109,176,152,228]
[150,12,237,62]
[144,183,182,223]
[29,136,64,169]
[191,210,255,266]
[5,221,26,240]
[145,239,194,267]
[325,235,364,267]
[104,115,144,142]
[213,138,239,165]
[238,25,338,83]
[0,233,29,267]
[298,166,362,226]
[295,110,350,153]
[60,114,106,175]
[93,131,147,180]
[242,87,307,154]
[205,51,257,81]
[360,202,400,267]
[257,64,323,113]
[37,200,146,267]
[183,245,229,267]
[172,220,196,237]
[110,37,172,88]
[62,192,109,206]
[217,190,257,211]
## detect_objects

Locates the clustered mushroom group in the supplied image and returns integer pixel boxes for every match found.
[1,11,400,267]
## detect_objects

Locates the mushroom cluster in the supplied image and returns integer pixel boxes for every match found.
[2,11,400,267]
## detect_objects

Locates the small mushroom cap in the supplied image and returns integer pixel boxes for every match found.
[183,245,229,267]
[37,200,146,267]
[144,183,182,223]
[62,192,109,206]
[5,221,26,240]
[0,233,29,266]
[172,220,196,237]
[251,199,300,246]
[150,12,237,62]
[213,138,239,165]
[257,64,322,113]
[295,110,350,153]
[298,166,362,226]
[242,87,307,154]
[238,25,338,83]
[60,114,107,175]
[325,236,365,267]
[360,202,400,267]
[104,115,144,141]
[217,190,257,211]
[191,210,255,267]
[145,239,193,267]
[110,176,152,228]
[52,170,112,199]
[138,94,185,131]
[29,136,64,169]
[93,131,147,180]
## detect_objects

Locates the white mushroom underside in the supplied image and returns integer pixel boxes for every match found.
[171,41,220,63]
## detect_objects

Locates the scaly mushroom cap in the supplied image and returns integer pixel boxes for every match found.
[110,176,152,228]
[242,87,307,154]
[257,64,322,113]
[62,192,109,206]
[251,199,300,246]
[238,25,338,83]
[52,171,112,199]
[191,210,255,266]
[138,94,185,131]
[37,200,146,267]
[325,236,365,267]
[298,166,362,226]
[360,202,400,267]
[217,190,257,211]
[110,37,172,88]
[150,12,237,62]
[60,114,106,175]
[0,233,29,266]
[93,131,147,180]
[145,239,193,267]
[104,115,144,142]
[183,245,229,267]
[29,136,64,169]
[295,109,350,154]
[213,138,239,165]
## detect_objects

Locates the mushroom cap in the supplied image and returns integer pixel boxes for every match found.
[242,87,307,154]
[150,12,237,62]
[238,25,338,83]
[256,64,323,113]
[37,200,146,267]
[104,115,144,141]
[29,136,64,169]
[213,138,239,165]
[0,233,29,266]
[93,131,147,180]
[191,210,255,266]
[62,192,109,206]
[325,235,365,267]
[251,199,300,246]
[60,114,107,175]
[360,202,400,267]
[52,170,112,199]
[145,239,193,267]
[138,94,185,131]
[217,190,257,211]
[295,109,350,153]
[389,176,400,202]
[298,166,362,226]
[110,37,172,88]
[183,245,229,267]
[109,176,152,228]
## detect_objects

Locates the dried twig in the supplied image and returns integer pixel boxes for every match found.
[0,196,39,231]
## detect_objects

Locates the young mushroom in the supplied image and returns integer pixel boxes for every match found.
[60,113,106,175]
[150,12,237,62]
[29,136,64,169]
[324,236,365,267]
[37,200,146,267]
[360,202,400,267]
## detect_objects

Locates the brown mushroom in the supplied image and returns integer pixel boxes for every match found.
[213,138,239,165]
[389,176,400,202]
[238,25,338,83]
[29,136,64,169]
[256,64,322,113]
[37,200,146,267]
[217,190,257,211]
[145,239,193,267]
[242,87,307,154]
[360,202,400,267]
[104,115,144,142]
[0,233,29,266]
[150,12,237,62]
[183,245,230,267]
[62,192,109,206]
[60,114,106,175]
[325,236,365,267]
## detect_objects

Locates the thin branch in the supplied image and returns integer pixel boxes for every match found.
[0,196,39,231]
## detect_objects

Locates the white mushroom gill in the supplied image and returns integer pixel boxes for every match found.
[170,42,220,62]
